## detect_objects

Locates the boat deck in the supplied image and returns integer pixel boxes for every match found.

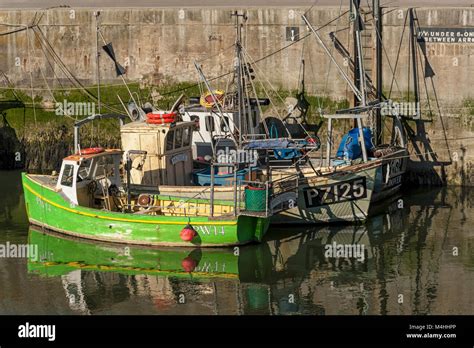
[239,210,270,218]
[28,174,58,190]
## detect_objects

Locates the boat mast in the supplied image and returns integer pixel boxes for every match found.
[95,11,101,114]
[352,0,368,162]
[409,8,420,119]
[232,11,247,147]
[302,5,369,163]
[194,62,237,149]
[374,0,383,145]
[302,14,362,102]
[352,0,367,107]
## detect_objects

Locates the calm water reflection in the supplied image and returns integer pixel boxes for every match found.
[0,170,472,315]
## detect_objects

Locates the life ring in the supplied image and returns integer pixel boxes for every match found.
[146,111,177,120]
[200,90,225,109]
[146,111,177,125]
[146,118,175,125]
[76,147,105,155]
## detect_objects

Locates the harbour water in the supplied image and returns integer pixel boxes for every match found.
[0,170,472,315]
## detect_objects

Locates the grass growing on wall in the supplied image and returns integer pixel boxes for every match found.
[2,82,350,132]
[1,81,359,168]
[463,99,474,116]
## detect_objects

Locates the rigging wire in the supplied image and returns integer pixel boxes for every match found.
[297,41,306,94]
[242,60,281,122]
[304,0,320,17]
[246,63,269,138]
[388,9,408,98]
[158,9,350,98]
[242,46,313,140]
[25,26,37,126]
[32,29,66,90]
[365,1,409,144]
[33,25,123,114]
[3,13,124,139]
[2,7,349,106]
[241,48,284,118]
[0,24,36,36]
[321,0,344,114]
[26,23,78,122]
[0,82,139,92]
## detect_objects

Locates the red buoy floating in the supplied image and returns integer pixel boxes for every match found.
[181,256,197,272]
[180,224,196,242]
[76,147,105,155]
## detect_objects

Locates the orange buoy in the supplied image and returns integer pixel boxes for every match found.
[180,224,196,242]
[76,147,105,155]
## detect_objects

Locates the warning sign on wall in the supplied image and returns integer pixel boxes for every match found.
[418,27,474,43]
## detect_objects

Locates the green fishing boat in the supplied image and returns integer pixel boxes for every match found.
[22,117,275,247]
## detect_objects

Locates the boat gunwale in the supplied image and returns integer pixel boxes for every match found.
[23,174,240,226]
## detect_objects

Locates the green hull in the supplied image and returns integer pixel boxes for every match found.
[27,227,273,282]
[22,173,270,247]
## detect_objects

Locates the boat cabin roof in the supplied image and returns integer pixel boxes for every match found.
[121,121,195,132]
[64,149,122,162]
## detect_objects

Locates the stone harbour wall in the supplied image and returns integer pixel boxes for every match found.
[0,6,472,184]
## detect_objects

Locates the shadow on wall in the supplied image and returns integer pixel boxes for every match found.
[22,124,73,173]
[402,32,453,187]
[0,112,24,170]
[403,118,451,186]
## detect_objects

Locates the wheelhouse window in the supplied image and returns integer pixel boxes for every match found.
[221,116,230,132]
[251,110,258,128]
[190,115,200,130]
[183,127,191,147]
[77,159,91,182]
[60,164,75,187]
[166,130,175,151]
[95,156,116,178]
[205,116,215,132]
[175,128,183,149]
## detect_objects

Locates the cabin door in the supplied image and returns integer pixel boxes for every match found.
[163,126,193,186]
[165,150,193,186]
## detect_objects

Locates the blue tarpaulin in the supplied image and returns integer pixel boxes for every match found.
[336,127,375,160]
